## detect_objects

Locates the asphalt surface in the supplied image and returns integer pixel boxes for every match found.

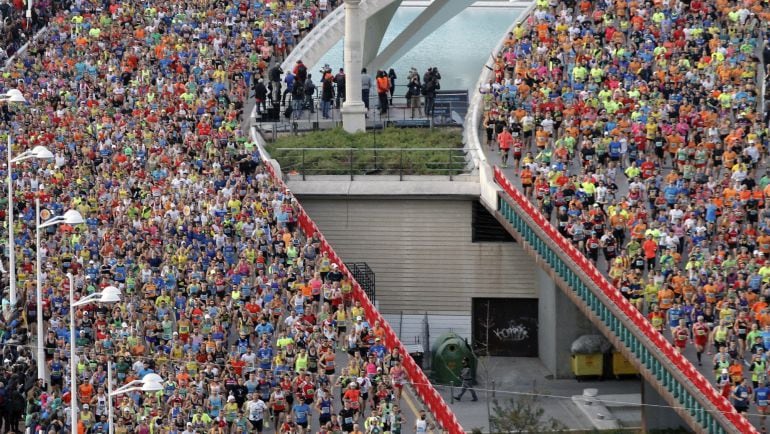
[240,89,427,433]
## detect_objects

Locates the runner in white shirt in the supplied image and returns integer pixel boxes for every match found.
[245,394,268,433]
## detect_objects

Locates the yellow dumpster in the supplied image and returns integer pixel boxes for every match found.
[612,351,639,377]
[571,353,603,380]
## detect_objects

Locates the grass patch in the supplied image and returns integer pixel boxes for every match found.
[265,127,467,176]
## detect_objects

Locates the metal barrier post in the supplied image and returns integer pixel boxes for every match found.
[373,130,378,172]
[349,147,354,181]
[301,148,306,181]
[399,148,404,181]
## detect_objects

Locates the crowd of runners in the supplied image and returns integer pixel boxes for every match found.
[0,0,435,432]
[0,0,65,62]
[483,0,770,425]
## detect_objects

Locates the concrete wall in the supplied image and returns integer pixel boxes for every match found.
[642,379,688,432]
[299,197,538,317]
[537,268,596,378]
[302,195,603,379]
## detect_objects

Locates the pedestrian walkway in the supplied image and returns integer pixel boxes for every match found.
[478,0,770,430]
[253,101,435,134]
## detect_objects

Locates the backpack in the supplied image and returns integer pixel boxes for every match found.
[304,80,316,95]
[297,64,308,80]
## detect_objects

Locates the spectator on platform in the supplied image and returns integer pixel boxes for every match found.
[361,68,372,111]
[376,70,390,115]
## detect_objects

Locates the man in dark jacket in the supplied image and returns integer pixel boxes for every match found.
[321,73,335,119]
[253,78,268,114]
[304,74,316,113]
[453,358,477,401]
[268,65,283,106]
[333,68,346,108]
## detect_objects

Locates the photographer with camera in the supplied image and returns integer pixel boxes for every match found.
[268,64,283,107]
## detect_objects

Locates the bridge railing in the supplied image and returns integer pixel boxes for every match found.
[492,166,756,434]
[256,142,465,433]
[270,146,467,180]
[462,1,537,171]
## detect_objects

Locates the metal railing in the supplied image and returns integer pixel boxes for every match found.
[253,85,468,136]
[271,146,468,180]
[346,262,375,303]
[493,167,756,434]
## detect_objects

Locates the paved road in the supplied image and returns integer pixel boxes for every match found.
[240,91,429,433]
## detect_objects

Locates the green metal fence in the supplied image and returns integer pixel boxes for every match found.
[498,196,726,434]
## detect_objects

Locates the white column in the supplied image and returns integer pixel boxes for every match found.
[7,133,16,307]
[69,273,78,432]
[36,197,45,380]
[341,0,367,133]
[108,360,114,434]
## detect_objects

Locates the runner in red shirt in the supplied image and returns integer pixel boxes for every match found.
[672,319,690,352]
[640,157,656,179]
[692,316,710,366]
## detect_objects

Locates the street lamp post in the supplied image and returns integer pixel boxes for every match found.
[107,373,164,434]
[1,88,35,308]
[36,206,83,380]
[67,272,120,432]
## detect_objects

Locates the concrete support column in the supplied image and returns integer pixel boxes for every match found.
[537,268,595,378]
[641,379,687,431]
[341,0,367,133]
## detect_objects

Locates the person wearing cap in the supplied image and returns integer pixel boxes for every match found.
[223,395,240,424]
[80,403,95,430]
[327,263,343,283]
[368,338,386,361]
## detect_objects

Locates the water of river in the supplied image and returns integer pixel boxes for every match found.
[311,6,522,94]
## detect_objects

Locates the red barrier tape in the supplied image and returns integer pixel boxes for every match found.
[493,166,756,434]
[259,157,464,433]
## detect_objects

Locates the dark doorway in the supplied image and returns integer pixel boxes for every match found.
[472,201,514,242]
[472,298,538,357]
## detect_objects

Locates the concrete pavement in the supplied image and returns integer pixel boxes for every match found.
[435,357,641,432]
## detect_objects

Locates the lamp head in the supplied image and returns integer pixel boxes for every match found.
[2,89,26,103]
[141,373,164,384]
[29,145,54,160]
[140,381,164,392]
[98,286,121,303]
[61,210,85,225]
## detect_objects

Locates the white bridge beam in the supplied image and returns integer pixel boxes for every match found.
[281,0,477,77]
[362,1,401,68]
[366,0,476,72]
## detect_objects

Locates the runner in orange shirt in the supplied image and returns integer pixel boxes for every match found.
[498,128,514,167]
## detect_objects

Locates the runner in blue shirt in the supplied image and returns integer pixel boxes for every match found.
[292,401,311,431]
[755,382,770,429]
[732,378,752,414]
